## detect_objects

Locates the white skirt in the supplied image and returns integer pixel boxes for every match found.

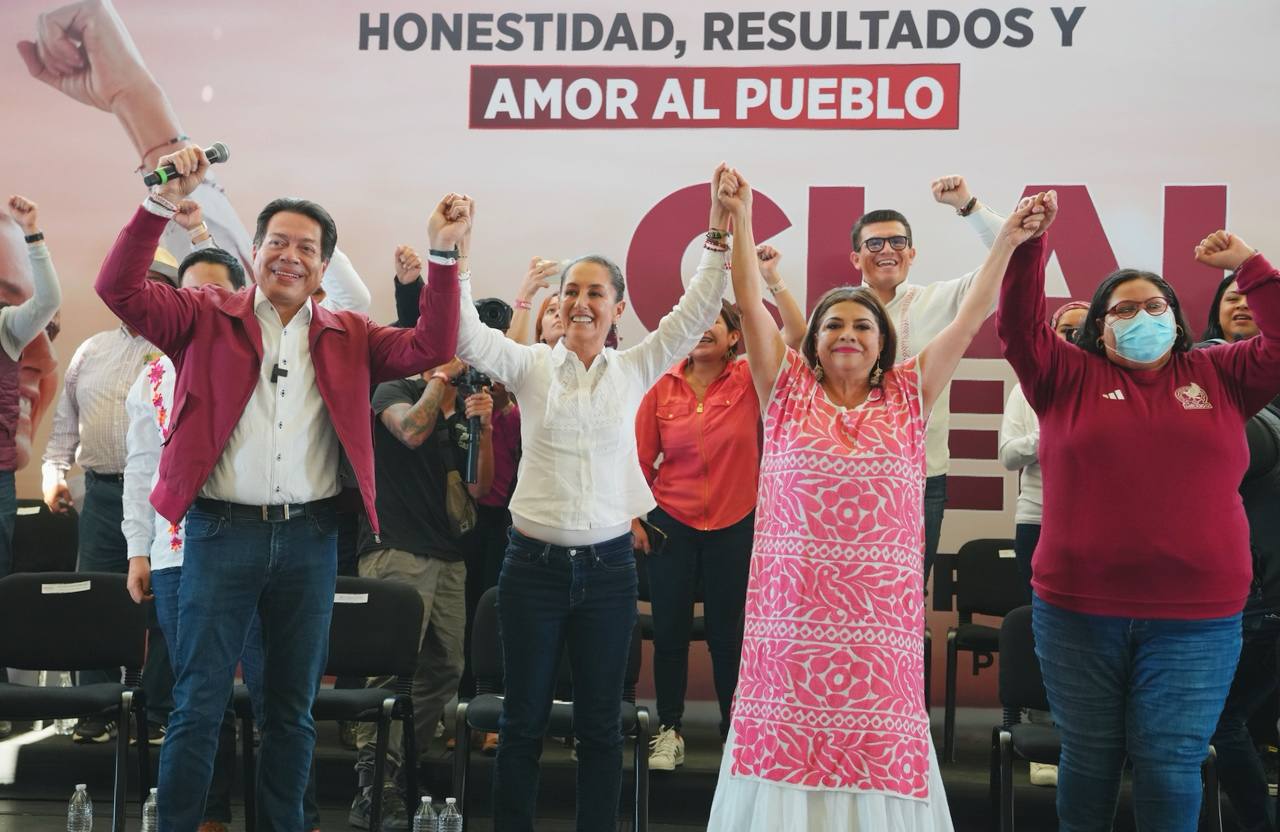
[707,729,955,832]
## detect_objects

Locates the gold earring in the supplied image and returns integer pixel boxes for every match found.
[870,365,884,386]
[814,364,825,382]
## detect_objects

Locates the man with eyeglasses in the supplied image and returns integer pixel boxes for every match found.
[848,175,1006,590]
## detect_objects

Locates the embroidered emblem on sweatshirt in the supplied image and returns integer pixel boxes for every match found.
[1102,389,1126,400]
[1175,382,1213,410]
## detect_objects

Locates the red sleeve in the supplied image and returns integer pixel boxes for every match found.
[94,207,202,356]
[996,235,1072,411]
[635,383,662,488]
[1205,253,1280,415]
[369,260,461,383]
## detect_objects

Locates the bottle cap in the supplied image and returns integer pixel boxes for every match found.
[421,796,430,803]
[150,787,158,794]
[76,784,86,790]
[446,797,456,804]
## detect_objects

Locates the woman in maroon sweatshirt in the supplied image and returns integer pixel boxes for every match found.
[997,200,1280,831]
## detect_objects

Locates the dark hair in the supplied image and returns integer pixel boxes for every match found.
[178,248,246,290]
[253,198,338,261]
[1202,271,1240,342]
[720,300,744,357]
[850,209,913,251]
[801,287,897,385]
[558,255,625,302]
[1074,269,1195,358]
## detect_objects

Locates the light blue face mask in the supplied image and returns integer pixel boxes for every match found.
[1107,308,1176,364]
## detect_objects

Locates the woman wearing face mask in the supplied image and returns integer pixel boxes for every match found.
[633,287,805,772]
[452,165,732,832]
[706,166,1048,831]
[1200,273,1280,832]
[997,219,1280,831]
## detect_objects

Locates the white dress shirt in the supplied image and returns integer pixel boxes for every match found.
[123,356,182,566]
[885,205,1005,477]
[41,327,162,490]
[455,248,729,544]
[998,382,1042,525]
[199,288,340,506]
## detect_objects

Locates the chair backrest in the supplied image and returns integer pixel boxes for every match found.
[955,538,1024,620]
[997,605,1050,712]
[472,585,644,700]
[325,576,424,679]
[11,500,78,573]
[0,572,145,671]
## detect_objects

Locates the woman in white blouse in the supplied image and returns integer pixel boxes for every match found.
[453,166,732,831]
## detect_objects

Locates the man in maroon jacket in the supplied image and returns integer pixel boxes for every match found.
[95,145,466,832]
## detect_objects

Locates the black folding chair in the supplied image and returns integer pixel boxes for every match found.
[944,538,1024,762]
[990,605,1222,832]
[11,498,78,573]
[238,576,424,832]
[453,586,651,832]
[0,572,149,832]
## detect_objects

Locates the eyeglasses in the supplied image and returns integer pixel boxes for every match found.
[1105,297,1170,320]
[858,235,911,253]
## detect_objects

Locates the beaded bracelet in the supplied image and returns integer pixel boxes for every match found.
[134,134,190,173]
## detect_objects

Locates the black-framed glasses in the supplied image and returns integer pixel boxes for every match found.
[858,235,911,253]
[1105,297,1170,320]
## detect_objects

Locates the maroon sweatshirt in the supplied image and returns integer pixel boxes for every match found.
[997,235,1280,619]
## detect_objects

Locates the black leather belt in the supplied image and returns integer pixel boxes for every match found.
[192,496,338,523]
[85,470,124,484]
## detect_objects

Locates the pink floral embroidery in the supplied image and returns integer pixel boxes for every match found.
[729,350,929,799]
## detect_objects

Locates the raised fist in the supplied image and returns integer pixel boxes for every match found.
[395,244,423,285]
[757,244,782,284]
[17,0,155,114]
[931,175,973,210]
[997,192,1051,249]
[7,196,40,235]
[717,166,752,218]
[171,199,203,232]
[1195,230,1257,272]
[428,193,473,251]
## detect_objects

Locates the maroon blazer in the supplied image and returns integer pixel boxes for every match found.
[95,207,460,535]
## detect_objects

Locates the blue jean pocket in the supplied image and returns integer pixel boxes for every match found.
[183,510,224,541]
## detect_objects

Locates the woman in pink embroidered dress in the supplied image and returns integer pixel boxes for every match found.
[707,169,1054,832]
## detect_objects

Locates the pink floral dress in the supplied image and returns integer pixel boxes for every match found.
[710,350,949,832]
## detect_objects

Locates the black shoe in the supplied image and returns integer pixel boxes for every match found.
[130,721,165,746]
[347,782,409,831]
[72,717,116,744]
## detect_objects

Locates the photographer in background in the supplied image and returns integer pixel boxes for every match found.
[348,353,494,829]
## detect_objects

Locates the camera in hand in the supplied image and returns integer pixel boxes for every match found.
[474,297,514,333]
[453,367,492,485]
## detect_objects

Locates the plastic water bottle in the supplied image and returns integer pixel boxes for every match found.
[55,672,77,735]
[67,783,92,831]
[140,787,158,831]
[436,797,462,832]
[412,795,436,832]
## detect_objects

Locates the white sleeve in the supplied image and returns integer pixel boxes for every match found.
[619,247,729,388]
[40,337,90,490]
[0,241,62,361]
[455,276,537,392]
[997,384,1040,471]
[965,203,1006,249]
[318,248,372,314]
[122,366,163,559]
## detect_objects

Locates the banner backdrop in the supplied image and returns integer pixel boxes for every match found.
[2,0,1278,700]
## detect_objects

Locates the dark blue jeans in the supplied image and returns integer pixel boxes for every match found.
[646,507,752,738]
[1014,522,1041,604]
[1032,594,1242,831]
[493,529,637,832]
[922,473,946,589]
[1211,614,1280,832]
[157,505,337,832]
[78,471,173,723]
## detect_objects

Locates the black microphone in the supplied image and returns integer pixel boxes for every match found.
[142,142,230,187]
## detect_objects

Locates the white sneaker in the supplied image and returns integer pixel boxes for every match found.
[648,726,685,771]
[1029,762,1058,787]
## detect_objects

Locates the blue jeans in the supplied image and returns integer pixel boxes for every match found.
[1032,594,1242,831]
[646,507,752,739]
[922,473,946,589]
[493,529,638,832]
[157,505,337,832]
[78,471,173,723]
